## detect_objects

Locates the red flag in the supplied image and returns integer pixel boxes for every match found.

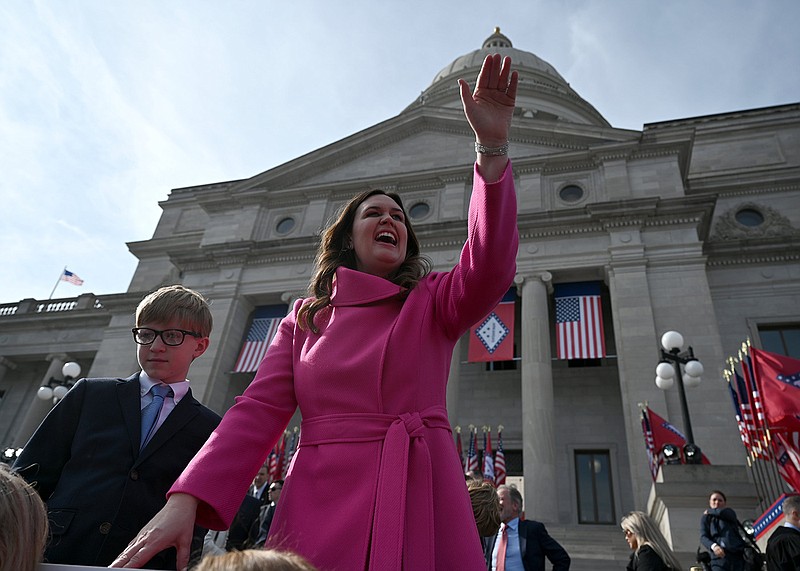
[750,348,800,432]
[483,428,495,483]
[645,406,711,467]
[468,290,515,362]
[771,430,800,492]
[641,407,659,480]
[495,428,507,486]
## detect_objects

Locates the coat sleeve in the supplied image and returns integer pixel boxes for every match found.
[432,160,519,339]
[534,521,571,571]
[699,513,716,551]
[170,303,300,529]
[12,378,89,499]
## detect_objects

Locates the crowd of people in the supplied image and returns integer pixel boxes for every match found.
[4,49,798,571]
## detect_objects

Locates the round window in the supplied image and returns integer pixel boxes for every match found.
[735,208,764,227]
[409,202,430,220]
[559,185,584,203]
[276,217,296,235]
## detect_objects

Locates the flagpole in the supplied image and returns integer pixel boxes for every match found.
[49,266,66,300]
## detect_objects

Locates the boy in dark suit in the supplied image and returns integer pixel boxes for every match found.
[14,285,222,569]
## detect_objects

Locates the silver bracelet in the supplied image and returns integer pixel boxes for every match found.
[475,141,509,156]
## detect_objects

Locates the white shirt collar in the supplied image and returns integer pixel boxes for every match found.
[139,371,190,403]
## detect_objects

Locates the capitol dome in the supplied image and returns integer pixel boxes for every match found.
[406,28,609,127]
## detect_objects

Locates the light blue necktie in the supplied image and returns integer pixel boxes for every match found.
[140,384,173,450]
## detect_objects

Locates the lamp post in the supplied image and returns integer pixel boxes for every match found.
[37,361,81,404]
[654,331,705,464]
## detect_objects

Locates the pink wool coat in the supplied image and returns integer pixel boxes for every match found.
[171,162,518,571]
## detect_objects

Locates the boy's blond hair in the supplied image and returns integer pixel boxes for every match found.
[135,285,213,337]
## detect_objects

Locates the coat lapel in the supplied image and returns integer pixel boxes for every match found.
[117,373,144,459]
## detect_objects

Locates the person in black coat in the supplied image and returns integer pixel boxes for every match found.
[483,484,570,571]
[766,494,800,571]
[13,285,222,569]
[700,490,747,571]
[621,511,682,571]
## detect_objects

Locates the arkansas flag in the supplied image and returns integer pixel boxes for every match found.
[468,289,515,362]
[750,348,800,432]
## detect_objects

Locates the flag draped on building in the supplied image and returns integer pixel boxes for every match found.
[61,269,84,285]
[483,427,495,483]
[233,305,287,373]
[468,289,515,362]
[553,282,606,360]
[495,426,506,486]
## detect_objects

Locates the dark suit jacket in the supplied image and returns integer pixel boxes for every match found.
[483,519,571,571]
[227,494,262,550]
[766,525,800,571]
[14,374,221,569]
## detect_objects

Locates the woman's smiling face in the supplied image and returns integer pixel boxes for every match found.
[349,194,408,278]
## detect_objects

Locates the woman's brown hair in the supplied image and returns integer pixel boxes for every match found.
[297,189,431,333]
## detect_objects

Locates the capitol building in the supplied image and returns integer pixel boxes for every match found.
[1,29,798,568]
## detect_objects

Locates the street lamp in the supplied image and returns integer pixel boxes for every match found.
[654,331,705,464]
[37,361,81,403]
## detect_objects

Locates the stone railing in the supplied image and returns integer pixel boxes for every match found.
[0,294,104,318]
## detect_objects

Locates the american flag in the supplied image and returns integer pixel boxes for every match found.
[494,427,506,486]
[61,269,84,286]
[482,428,494,483]
[554,282,605,360]
[284,427,300,477]
[233,305,286,373]
[466,427,479,474]
[726,378,752,453]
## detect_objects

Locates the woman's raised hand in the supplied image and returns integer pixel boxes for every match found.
[458,54,518,148]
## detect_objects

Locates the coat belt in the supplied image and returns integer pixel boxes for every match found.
[300,406,452,571]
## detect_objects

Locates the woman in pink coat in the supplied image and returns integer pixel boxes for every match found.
[113,53,519,571]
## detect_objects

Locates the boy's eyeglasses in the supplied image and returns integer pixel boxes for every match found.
[132,327,201,347]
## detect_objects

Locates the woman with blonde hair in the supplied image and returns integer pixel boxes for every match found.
[621,511,682,570]
[0,463,49,571]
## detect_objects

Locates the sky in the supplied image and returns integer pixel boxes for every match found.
[0,0,798,304]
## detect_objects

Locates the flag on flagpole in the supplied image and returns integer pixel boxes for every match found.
[640,406,659,480]
[455,427,465,472]
[642,405,711,475]
[771,430,800,493]
[468,289,515,362]
[233,305,286,373]
[750,347,800,432]
[61,269,84,286]
[466,426,479,475]
[554,282,606,360]
[274,432,287,480]
[495,426,506,486]
[726,376,752,455]
[483,427,495,483]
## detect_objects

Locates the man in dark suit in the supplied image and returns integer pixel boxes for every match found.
[766,494,800,570]
[249,464,270,505]
[14,285,221,569]
[484,484,570,571]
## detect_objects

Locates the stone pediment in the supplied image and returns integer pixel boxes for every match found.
[228,108,628,196]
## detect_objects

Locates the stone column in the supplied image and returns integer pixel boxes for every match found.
[0,355,16,384]
[13,353,70,447]
[518,271,558,522]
